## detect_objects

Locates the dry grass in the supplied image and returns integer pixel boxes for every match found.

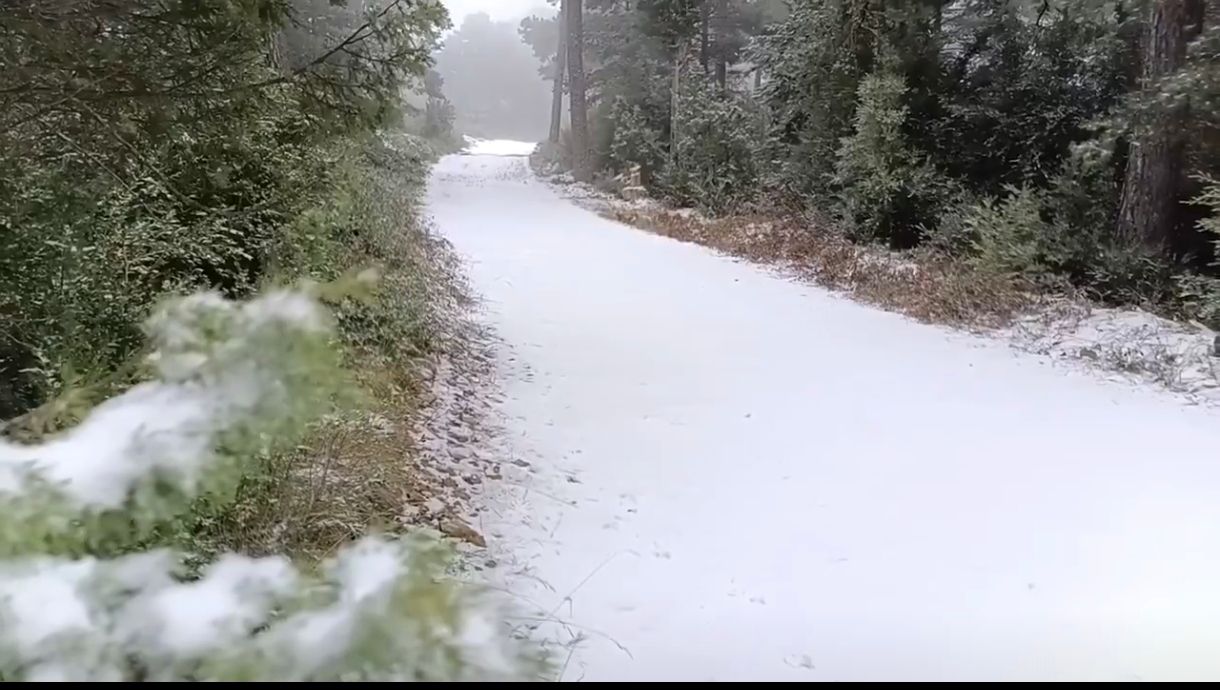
[607,207,1031,330]
[209,152,487,564]
[212,362,430,563]
[215,323,494,565]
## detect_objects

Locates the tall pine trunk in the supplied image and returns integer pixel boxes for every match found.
[671,43,688,163]
[700,2,711,74]
[713,0,727,91]
[549,1,568,144]
[566,0,590,179]
[1116,0,1206,255]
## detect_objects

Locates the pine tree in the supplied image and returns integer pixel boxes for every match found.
[567,0,592,179]
[552,3,569,143]
[1117,0,1208,256]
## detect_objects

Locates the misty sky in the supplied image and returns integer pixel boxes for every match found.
[440,0,555,26]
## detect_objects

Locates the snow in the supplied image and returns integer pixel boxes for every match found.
[258,539,406,676]
[0,286,533,681]
[0,537,489,681]
[0,559,95,657]
[462,136,538,157]
[121,554,297,657]
[331,537,402,603]
[0,289,327,509]
[1004,301,1220,402]
[426,145,1220,681]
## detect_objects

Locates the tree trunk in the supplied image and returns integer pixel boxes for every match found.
[707,0,729,90]
[566,0,590,179]
[713,0,728,90]
[1116,0,1206,255]
[700,1,711,74]
[671,44,687,161]
[549,1,568,144]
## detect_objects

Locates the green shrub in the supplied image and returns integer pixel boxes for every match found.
[967,186,1053,281]
[608,97,666,185]
[1176,177,1220,326]
[661,76,763,213]
[0,0,448,420]
[756,0,869,204]
[0,289,541,681]
[1083,247,1174,306]
[0,101,331,420]
[1031,144,1174,304]
[926,140,1173,304]
[834,71,950,248]
[920,5,1131,196]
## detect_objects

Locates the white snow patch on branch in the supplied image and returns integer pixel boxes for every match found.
[119,554,298,658]
[0,287,536,681]
[0,289,329,509]
[0,538,459,681]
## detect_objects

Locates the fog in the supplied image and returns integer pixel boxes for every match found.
[440,0,553,26]
[435,1,556,142]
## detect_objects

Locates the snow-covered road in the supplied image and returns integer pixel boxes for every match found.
[426,145,1220,682]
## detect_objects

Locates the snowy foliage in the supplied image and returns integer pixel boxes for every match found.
[0,289,540,681]
[663,75,763,213]
[834,71,948,248]
[1178,179,1220,327]
[756,0,865,201]
[0,289,342,556]
[0,535,532,681]
[608,97,665,181]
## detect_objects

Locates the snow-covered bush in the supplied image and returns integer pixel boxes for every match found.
[1178,178,1220,328]
[834,71,949,249]
[607,97,665,184]
[0,288,540,681]
[0,288,345,557]
[0,534,532,682]
[964,186,1051,280]
[662,75,763,214]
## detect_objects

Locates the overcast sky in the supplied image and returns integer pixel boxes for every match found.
[440,0,555,26]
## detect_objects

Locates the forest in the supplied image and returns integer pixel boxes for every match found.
[530,0,1220,321]
[0,0,538,681]
[4,0,1220,682]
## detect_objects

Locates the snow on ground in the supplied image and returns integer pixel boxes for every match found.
[1004,301,1220,404]
[462,136,538,157]
[426,147,1220,682]
[549,172,1220,405]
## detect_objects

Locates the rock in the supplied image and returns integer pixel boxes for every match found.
[440,518,487,547]
[621,185,648,202]
[424,497,446,516]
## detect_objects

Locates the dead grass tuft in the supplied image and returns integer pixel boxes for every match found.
[213,362,432,563]
[607,207,1031,330]
[210,157,490,564]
